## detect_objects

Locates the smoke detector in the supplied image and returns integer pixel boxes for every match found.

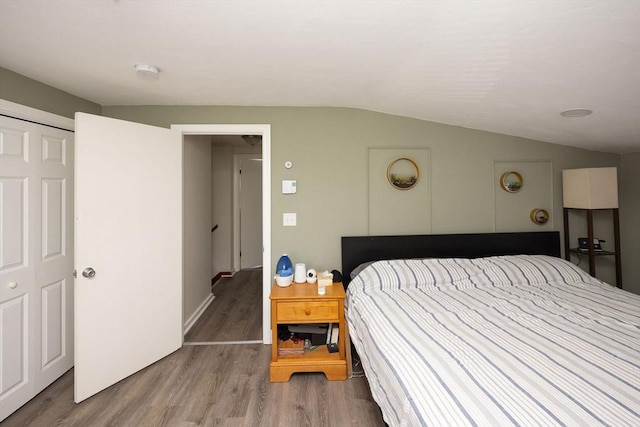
[134,64,160,80]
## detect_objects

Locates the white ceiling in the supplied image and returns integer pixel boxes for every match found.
[1,0,639,154]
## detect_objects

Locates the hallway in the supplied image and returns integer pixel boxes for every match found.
[185,269,262,343]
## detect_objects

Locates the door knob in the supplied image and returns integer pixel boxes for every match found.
[82,267,96,278]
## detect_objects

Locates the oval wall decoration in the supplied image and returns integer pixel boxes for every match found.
[387,157,419,190]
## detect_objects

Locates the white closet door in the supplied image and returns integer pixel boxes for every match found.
[0,116,74,421]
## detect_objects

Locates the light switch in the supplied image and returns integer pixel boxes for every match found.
[283,213,297,226]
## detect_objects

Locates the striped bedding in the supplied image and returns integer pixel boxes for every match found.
[345,255,640,427]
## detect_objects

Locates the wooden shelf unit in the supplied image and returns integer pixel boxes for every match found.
[563,207,622,288]
[269,282,348,382]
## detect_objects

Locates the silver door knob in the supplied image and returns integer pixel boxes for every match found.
[82,267,96,278]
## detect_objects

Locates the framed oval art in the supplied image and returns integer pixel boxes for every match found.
[387,157,419,190]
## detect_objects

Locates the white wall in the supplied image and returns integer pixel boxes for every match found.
[183,135,213,326]
[211,143,234,275]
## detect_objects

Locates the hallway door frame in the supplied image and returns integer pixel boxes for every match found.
[172,124,272,344]
[234,153,263,271]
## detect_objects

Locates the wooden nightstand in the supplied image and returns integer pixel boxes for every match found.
[269,282,348,382]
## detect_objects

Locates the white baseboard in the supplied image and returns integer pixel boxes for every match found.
[183,293,215,335]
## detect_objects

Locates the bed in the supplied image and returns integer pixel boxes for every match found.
[342,232,640,426]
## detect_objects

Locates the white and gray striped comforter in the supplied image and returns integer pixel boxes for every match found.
[345,255,640,427]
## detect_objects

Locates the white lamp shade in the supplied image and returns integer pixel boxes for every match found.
[562,167,618,209]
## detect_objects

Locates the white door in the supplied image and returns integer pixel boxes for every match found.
[238,154,262,269]
[74,113,182,402]
[0,116,74,421]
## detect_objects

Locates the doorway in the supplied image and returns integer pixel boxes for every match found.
[172,124,272,345]
[183,135,263,343]
[235,152,263,270]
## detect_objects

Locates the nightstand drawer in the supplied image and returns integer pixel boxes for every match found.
[276,301,339,322]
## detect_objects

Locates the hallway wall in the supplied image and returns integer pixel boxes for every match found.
[183,135,213,326]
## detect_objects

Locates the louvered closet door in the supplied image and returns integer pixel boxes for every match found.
[0,116,74,421]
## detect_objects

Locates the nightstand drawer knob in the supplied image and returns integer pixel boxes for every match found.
[304,308,311,315]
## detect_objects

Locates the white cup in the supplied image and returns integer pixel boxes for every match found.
[294,263,307,283]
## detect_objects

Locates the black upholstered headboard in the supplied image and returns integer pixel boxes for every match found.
[341,231,561,287]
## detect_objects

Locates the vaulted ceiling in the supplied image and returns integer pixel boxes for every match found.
[1,1,638,153]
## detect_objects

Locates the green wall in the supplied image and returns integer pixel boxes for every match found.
[0,67,101,117]
[620,153,640,294]
[2,67,635,292]
[101,106,630,289]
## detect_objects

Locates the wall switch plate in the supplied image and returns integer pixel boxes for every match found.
[283,213,297,226]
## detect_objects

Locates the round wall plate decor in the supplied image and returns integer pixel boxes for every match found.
[530,208,550,225]
[387,157,419,190]
[500,171,523,192]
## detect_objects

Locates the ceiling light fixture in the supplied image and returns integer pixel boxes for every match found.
[134,64,160,80]
[241,135,262,146]
[560,108,593,118]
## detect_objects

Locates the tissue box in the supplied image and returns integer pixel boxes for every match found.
[317,271,333,287]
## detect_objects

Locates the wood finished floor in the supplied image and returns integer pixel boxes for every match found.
[185,269,263,342]
[4,270,385,426]
[3,345,384,427]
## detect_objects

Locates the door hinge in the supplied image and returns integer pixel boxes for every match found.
[73,270,77,278]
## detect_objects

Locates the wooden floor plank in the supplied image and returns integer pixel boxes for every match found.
[4,268,384,426]
[185,269,263,342]
[3,345,384,426]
